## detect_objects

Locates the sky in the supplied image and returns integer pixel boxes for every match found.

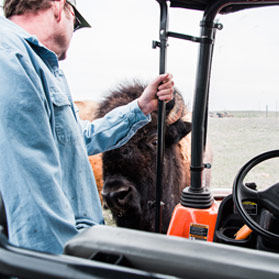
[1,1,279,111]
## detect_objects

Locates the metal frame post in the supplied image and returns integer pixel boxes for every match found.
[182,4,223,208]
[155,0,168,233]
[190,21,218,191]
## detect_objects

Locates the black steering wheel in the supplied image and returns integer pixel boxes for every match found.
[233,149,279,241]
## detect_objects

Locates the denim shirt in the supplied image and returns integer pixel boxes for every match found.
[0,16,150,254]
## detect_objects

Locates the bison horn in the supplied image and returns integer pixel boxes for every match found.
[166,91,188,125]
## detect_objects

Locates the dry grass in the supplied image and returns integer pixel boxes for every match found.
[208,112,279,189]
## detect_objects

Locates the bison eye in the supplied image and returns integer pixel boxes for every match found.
[144,134,158,150]
[151,138,158,146]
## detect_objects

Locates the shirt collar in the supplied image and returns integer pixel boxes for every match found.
[0,16,59,69]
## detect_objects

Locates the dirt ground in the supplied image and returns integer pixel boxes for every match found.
[208,112,279,189]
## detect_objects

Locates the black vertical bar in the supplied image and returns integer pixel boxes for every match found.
[190,0,225,192]
[203,26,218,153]
[190,20,216,191]
[155,0,168,233]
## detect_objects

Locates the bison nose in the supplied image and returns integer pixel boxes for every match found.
[102,186,131,207]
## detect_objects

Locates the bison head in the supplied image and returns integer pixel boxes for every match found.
[96,81,191,233]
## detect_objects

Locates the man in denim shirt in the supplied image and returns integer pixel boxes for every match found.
[0,0,174,254]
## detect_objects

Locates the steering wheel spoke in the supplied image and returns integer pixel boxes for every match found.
[240,183,259,203]
[259,182,279,217]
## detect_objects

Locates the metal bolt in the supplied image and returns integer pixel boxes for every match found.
[204,163,212,169]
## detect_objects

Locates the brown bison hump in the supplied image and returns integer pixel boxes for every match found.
[96,81,146,118]
[95,80,183,120]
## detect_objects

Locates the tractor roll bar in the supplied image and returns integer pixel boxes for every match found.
[190,0,279,197]
[154,0,279,224]
[154,0,168,233]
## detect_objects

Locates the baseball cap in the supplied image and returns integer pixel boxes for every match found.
[66,0,91,31]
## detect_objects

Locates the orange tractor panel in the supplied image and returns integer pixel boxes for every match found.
[167,201,219,242]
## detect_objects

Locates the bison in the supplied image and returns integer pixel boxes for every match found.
[94,81,208,233]
[75,101,104,202]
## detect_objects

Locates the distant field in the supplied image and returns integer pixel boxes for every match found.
[208,111,279,189]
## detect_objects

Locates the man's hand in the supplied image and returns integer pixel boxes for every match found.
[137,73,174,115]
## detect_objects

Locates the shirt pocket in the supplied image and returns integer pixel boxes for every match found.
[50,88,77,145]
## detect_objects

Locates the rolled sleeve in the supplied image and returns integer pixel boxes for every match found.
[79,99,151,155]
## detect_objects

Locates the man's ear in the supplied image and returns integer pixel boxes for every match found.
[52,0,64,23]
